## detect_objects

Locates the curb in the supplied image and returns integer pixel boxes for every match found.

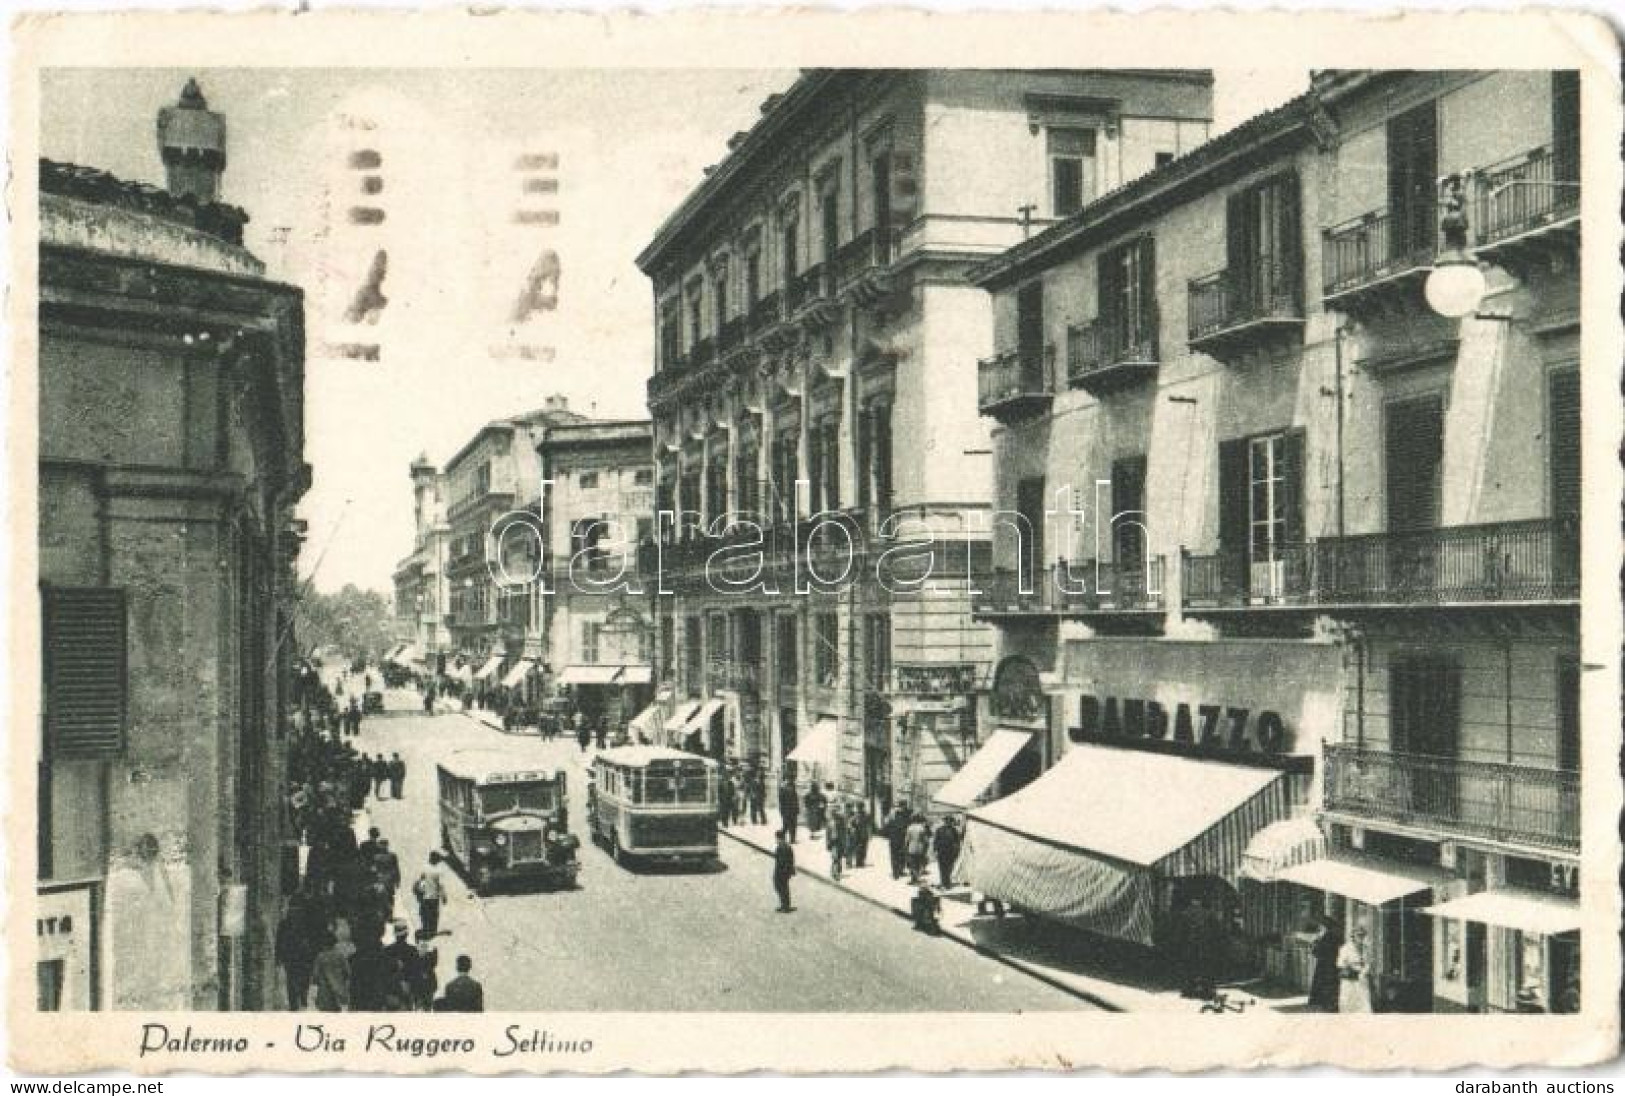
[718,827,1121,1012]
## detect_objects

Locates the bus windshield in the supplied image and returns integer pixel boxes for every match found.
[478,783,556,815]
[638,761,712,806]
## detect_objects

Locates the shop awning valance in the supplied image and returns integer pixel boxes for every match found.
[557,664,625,686]
[384,644,406,664]
[933,729,1033,810]
[1240,815,1328,882]
[664,700,702,735]
[618,665,654,685]
[1424,888,1582,936]
[679,698,725,738]
[630,703,665,741]
[1275,851,1450,906]
[473,655,505,681]
[787,717,841,778]
[500,660,537,689]
[448,662,474,683]
[960,745,1295,946]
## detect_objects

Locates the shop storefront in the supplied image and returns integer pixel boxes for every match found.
[960,637,1341,974]
[37,880,100,1011]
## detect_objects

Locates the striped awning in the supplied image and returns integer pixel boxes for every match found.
[473,655,505,681]
[500,660,537,689]
[1239,815,1328,882]
[933,729,1033,810]
[629,703,665,741]
[961,745,1295,946]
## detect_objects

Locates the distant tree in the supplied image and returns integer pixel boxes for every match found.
[298,584,395,663]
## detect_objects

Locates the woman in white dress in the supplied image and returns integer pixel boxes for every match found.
[1337,925,1375,1013]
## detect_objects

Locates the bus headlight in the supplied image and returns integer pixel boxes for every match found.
[494,833,507,846]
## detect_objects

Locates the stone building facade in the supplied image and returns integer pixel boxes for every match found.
[636,69,1213,815]
[967,69,1581,1012]
[36,82,309,1010]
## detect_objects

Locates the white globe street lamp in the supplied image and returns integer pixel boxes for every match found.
[1423,172,1487,319]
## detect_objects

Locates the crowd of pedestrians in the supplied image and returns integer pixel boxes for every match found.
[275,660,486,1013]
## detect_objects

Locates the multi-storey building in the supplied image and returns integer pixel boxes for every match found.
[966,70,1581,1013]
[36,81,308,1009]
[441,395,582,694]
[536,420,656,728]
[390,454,451,672]
[636,69,1213,817]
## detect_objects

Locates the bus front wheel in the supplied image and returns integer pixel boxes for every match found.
[608,832,623,866]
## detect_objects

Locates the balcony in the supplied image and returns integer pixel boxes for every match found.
[1471,142,1580,277]
[1324,743,1579,853]
[708,657,763,694]
[1187,259,1305,361]
[972,559,1166,618]
[978,346,1055,422]
[1066,318,1159,396]
[749,290,793,351]
[1321,205,1436,316]
[833,227,897,306]
[690,336,717,369]
[1180,518,1579,613]
[718,316,748,356]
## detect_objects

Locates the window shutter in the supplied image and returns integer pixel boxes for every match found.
[1385,397,1444,532]
[1217,438,1250,580]
[1096,250,1117,352]
[889,152,918,223]
[43,586,127,760]
[1278,171,1303,309]
[1280,429,1306,546]
[1226,189,1250,310]
[1110,456,1147,566]
[1552,72,1580,183]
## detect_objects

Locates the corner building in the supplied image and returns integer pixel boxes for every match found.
[966,70,1581,1012]
[636,69,1213,816]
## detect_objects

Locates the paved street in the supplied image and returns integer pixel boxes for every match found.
[350,706,1092,1012]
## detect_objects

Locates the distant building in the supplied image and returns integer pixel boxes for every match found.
[536,420,656,730]
[390,454,451,673]
[968,70,1580,1012]
[637,69,1214,812]
[37,80,309,1009]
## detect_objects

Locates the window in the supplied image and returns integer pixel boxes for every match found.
[1097,236,1157,361]
[871,151,893,258]
[1549,369,1580,519]
[817,419,840,512]
[1386,101,1439,257]
[781,220,798,288]
[1391,652,1462,761]
[684,616,703,689]
[1557,654,1580,772]
[633,467,654,487]
[660,305,682,369]
[687,290,704,347]
[1553,71,1580,184]
[1226,171,1301,315]
[714,266,730,332]
[473,462,492,497]
[706,444,730,522]
[772,429,799,523]
[43,586,127,760]
[866,613,891,691]
[571,516,607,569]
[745,249,762,306]
[1218,430,1303,595]
[1110,455,1147,569]
[1385,396,1444,533]
[821,185,840,265]
[578,471,598,490]
[1049,127,1096,217]
[777,613,799,685]
[736,441,761,518]
[1015,477,1046,590]
[707,613,730,665]
[814,612,840,686]
[1016,281,1045,375]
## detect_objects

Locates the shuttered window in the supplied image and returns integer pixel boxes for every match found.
[1016,281,1045,372]
[1552,71,1580,184]
[1098,237,1158,361]
[1385,395,1444,532]
[43,586,127,760]
[1110,455,1147,567]
[1217,436,1251,590]
[1548,369,1580,519]
[1226,171,1301,315]
[1557,653,1581,772]
[1386,102,1439,258]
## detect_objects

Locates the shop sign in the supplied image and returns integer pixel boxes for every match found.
[38,882,96,1010]
[1069,693,1290,755]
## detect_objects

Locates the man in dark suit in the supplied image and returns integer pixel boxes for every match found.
[772,830,796,913]
[777,779,800,843]
[439,955,485,1012]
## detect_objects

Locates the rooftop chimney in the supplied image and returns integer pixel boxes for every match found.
[157,77,226,203]
[543,395,570,413]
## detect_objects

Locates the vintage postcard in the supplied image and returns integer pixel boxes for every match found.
[7,7,1623,1076]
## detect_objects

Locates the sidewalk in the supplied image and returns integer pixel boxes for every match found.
[720,820,1309,1014]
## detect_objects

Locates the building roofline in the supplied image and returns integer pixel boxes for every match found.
[41,158,250,248]
[971,88,1318,290]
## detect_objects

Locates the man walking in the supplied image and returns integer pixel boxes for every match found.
[413,851,447,937]
[388,753,407,800]
[772,830,796,913]
[776,777,800,843]
[746,766,767,825]
[884,804,909,880]
[932,814,962,890]
[848,801,871,869]
[904,812,931,885]
[275,896,319,1010]
[717,771,736,829]
[371,754,389,799]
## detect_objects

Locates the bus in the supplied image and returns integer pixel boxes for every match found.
[437,750,580,894]
[587,746,719,867]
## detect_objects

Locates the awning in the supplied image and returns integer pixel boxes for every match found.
[1240,816,1328,882]
[473,655,505,681]
[500,660,537,689]
[1424,888,1582,936]
[1275,851,1450,906]
[398,644,424,666]
[629,703,664,741]
[933,729,1033,810]
[679,698,726,738]
[961,745,1294,946]
[557,665,624,686]
[618,665,654,685]
[448,662,473,683]
[787,717,840,777]
[384,643,406,663]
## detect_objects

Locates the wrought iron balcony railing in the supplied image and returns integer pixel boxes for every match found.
[1066,315,1159,391]
[788,263,830,313]
[972,559,1165,615]
[749,290,783,333]
[1187,257,1304,347]
[977,346,1055,418]
[1325,743,1579,852]
[1180,517,1579,609]
[1321,203,1437,298]
[833,227,896,287]
[689,336,716,368]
